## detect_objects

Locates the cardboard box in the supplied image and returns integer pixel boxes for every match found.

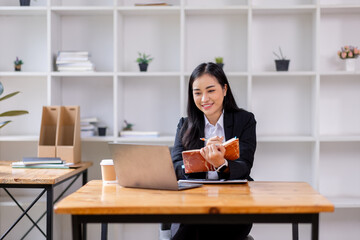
[38,106,60,158]
[56,106,81,164]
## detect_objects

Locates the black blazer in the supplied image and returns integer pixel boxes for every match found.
[171,109,257,180]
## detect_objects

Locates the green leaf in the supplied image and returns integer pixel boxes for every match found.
[0,121,11,129]
[0,110,29,117]
[0,91,20,102]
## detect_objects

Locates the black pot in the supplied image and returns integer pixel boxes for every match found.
[15,65,22,71]
[275,60,290,71]
[98,127,107,136]
[216,63,224,69]
[20,0,31,6]
[139,63,148,72]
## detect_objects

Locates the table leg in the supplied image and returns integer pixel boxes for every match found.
[72,215,82,240]
[46,186,54,240]
[311,214,319,240]
[101,223,108,240]
[292,223,299,240]
[82,169,88,185]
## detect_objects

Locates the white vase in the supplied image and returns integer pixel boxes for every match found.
[345,58,356,71]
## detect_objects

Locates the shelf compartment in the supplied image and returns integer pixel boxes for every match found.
[252,76,314,136]
[252,142,314,183]
[50,7,114,15]
[51,12,113,72]
[118,13,180,72]
[0,76,47,136]
[50,76,114,137]
[319,142,360,199]
[252,71,316,77]
[319,76,360,135]
[184,7,248,15]
[0,14,47,72]
[252,11,315,72]
[227,76,248,110]
[118,6,181,15]
[117,76,180,136]
[117,72,181,77]
[319,10,360,72]
[185,13,248,72]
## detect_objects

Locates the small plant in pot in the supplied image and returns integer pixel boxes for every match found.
[273,47,290,71]
[215,57,224,69]
[136,52,153,72]
[14,57,23,72]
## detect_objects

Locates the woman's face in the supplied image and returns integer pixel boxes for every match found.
[192,74,227,122]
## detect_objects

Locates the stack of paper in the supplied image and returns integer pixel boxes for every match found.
[56,51,95,72]
[12,157,72,169]
[81,117,98,137]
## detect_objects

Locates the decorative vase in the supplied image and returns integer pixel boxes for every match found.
[345,58,355,71]
[216,63,224,69]
[275,60,290,71]
[20,0,30,6]
[139,63,148,72]
[14,65,21,71]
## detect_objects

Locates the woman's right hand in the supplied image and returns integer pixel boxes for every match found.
[205,136,224,146]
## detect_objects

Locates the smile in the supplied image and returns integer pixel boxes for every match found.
[202,103,213,110]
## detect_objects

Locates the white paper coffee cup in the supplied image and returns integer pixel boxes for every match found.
[100,159,117,184]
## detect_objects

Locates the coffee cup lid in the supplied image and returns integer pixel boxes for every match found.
[100,159,114,165]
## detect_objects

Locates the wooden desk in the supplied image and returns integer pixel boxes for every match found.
[0,161,92,240]
[55,180,334,240]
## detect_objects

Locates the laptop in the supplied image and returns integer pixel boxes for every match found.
[108,143,202,191]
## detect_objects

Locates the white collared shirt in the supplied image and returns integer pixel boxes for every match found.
[204,112,225,179]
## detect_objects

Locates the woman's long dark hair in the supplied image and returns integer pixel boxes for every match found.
[182,62,241,149]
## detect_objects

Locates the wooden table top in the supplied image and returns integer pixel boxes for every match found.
[0,161,92,185]
[54,180,334,215]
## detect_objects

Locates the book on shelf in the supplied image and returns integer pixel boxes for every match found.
[119,131,159,138]
[56,51,95,72]
[135,3,171,6]
[182,137,239,174]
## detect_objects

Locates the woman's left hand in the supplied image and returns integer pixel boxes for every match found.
[200,143,226,168]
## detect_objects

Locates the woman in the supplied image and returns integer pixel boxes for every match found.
[171,62,257,240]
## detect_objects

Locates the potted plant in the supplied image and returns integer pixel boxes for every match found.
[215,57,224,69]
[273,47,290,71]
[20,0,31,6]
[338,45,359,71]
[0,81,29,129]
[136,52,153,72]
[14,57,23,71]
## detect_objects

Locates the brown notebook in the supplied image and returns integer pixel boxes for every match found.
[182,138,239,174]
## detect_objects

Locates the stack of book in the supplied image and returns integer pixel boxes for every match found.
[56,51,95,72]
[12,157,72,169]
[81,117,98,137]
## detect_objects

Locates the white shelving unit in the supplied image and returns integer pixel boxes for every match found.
[1,0,360,239]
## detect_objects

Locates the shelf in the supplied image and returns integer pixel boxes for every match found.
[252,71,316,77]
[114,136,175,145]
[320,5,360,14]
[0,135,39,142]
[118,6,181,15]
[320,135,360,142]
[326,196,360,208]
[184,6,248,15]
[51,72,113,77]
[0,7,47,15]
[0,72,47,77]
[252,5,316,14]
[258,135,315,142]
[117,72,181,77]
[51,7,114,15]
[320,71,360,76]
